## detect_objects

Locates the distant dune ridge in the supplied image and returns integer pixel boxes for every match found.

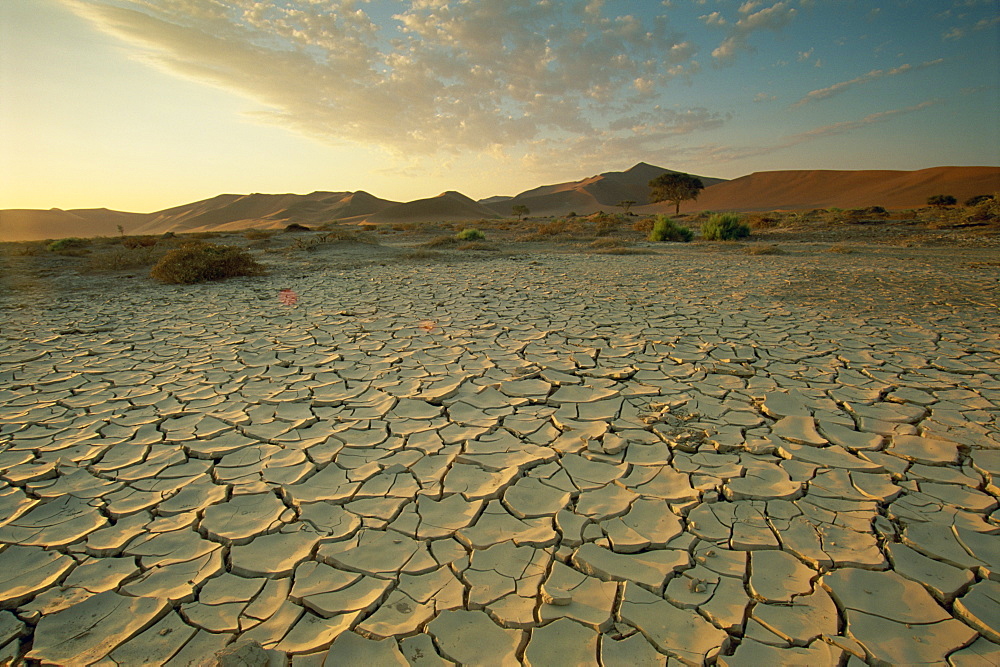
[1,164,998,241]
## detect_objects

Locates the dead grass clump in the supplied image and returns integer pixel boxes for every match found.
[244,229,276,241]
[150,242,266,284]
[827,244,855,254]
[188,231,221,240]
[9,241,47,256]
[457,241,496,251]
[87,246,165,272]
[589,238,632,249]
[744,213,783,229]
[121,236,159,249]
[744,244,785,255]
[632,217,655,234]
[420,235,459,248]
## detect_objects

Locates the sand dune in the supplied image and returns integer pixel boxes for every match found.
[671,166,1000,213]
[0,208,150,242]
[2,164,998,242]
[366,191,501,223]
[488,162,726,216]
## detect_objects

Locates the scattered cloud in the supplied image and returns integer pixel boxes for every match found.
[711,2,799,65]
[60,0,702,158]
[791,59,945,107]
[753,92,778,103]
[797,48,814,62]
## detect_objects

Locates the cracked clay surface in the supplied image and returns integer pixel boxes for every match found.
[1,249,998,665]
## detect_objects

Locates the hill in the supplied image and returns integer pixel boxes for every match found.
[485,162,726,217]
[675,166,1000,213]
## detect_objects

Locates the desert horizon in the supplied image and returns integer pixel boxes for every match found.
[3,162,999,242]
[2,1,999,665]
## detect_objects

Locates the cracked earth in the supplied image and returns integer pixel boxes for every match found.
[1,247,999,665]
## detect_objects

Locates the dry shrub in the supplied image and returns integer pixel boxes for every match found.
[744,213,782,229]
[536,219,568,236]
[419,235,458,248]
[457,241,495,251]
[966,194,999,223]
[744,244,785,255]
[150,242,266,284]
[358,223,378,232]
[121,236,159,249]
[633,217,655,234]
[589,238,632,249]
[188,231,221,240]
[243,229,275,241]
[88,245,164,272]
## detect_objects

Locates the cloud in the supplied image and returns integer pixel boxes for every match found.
[711,2,798,65]
[695,100,941,162]
[522,107,727,173]
[791,59,945,107]
[61,0,703,158]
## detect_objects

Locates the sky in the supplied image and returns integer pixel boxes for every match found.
[1,0,998,213]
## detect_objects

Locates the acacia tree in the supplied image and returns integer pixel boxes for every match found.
[512,204,530,220]
[648,172,704,214]
[617,200,636,214]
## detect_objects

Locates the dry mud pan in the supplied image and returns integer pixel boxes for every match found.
[1,245,999,665]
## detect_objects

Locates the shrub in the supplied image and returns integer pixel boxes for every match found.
[244,229,275,241]
[47,237,89,252]
[965,194,993,207]
[150,242,266,284]
[966,194,1000,222]
[702,213,750,241]
[927,194,957,208]
[455,228,485,241]
[648,216,693,242]
[88,245,164,272]
[284,223,311,232]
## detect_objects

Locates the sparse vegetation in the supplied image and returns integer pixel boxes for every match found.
[617,200,636,214]
[512,204,530,221]
[47,237,89,253]
[284,223,312,232]
[456,228,485,242]
[702,213,751,241]
[150,242,266,284]
[244,229,276,241]
[965,194,993,207]
[647,216,693,242]
[744,244,785,255]
[927,194,957,208]
[649,172,705,215]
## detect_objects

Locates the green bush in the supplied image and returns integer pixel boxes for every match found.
[47,237,89,252]
[648,216,693,242]
[702,213,750,241]
[150,242,266,284]
[455,228,485,242]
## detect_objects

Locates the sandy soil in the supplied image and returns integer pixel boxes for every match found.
[0,218,998,664]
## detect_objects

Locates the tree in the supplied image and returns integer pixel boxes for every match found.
[617,200,636,214]
[649,172,704,214]
[512,204,530,220]
[927,194,957,208]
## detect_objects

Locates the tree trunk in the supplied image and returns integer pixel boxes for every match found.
[674,200,680,215]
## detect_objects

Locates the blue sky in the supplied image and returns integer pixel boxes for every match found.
[1,0,998,212]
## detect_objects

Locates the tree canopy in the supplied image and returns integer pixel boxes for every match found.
[648,172,705,214]
[512,204,530,220]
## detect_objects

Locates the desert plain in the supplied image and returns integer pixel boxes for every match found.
[1,208,999,665]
